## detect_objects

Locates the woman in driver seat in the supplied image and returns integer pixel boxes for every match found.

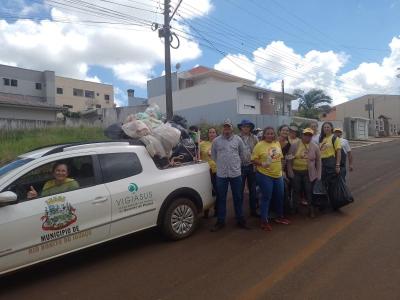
[27,162,79,199]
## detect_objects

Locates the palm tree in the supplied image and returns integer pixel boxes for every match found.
[293,89,333,119]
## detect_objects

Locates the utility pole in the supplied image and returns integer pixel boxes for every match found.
[372,98,375,120]
[281,79,285,116]
[163,0,173,120]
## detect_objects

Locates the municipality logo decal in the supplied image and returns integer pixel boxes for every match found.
[128,183,139,193]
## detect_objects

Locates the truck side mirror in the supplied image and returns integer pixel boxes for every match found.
[0,191,18,206]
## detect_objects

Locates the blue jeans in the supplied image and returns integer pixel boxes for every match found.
[216,176,244,223]
[241,165,258,213]
[256,172,284,221]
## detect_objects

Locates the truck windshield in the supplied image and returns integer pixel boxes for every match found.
[0,158,33,178]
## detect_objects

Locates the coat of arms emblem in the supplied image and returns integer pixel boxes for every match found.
[41,196,77,231]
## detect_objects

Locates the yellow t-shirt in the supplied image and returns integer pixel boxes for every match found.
[200,141,217,173]
[320,134,341,159]
[293,142,309,171]
[251,141,283,178]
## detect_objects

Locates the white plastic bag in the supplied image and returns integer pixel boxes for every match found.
[140,135,167,158]
[152,123,181,156]
[145,104,162,120]
[122,120,151,138]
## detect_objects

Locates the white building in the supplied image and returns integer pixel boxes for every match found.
[0,64,115,113]
[147,66,295,124]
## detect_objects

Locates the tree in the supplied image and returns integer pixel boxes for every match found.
[293,89,333,119]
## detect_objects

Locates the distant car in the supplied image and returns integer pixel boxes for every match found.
[0,141,213,275]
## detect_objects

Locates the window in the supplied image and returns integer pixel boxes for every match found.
[186,80,194,88]
[5,156,96,201]
[96,104,101,108]
[96,93,100,96]
[10,79,18,87]
[104,94,110,101]
[57,87,63,94]
[244,104,256,109]
[3,78,10,86]
[84,90,95,98]
[98,153,142,183]
[73,88,83,97]
[35,83,42,90]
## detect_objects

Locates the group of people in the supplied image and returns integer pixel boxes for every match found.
[199,119,353,232]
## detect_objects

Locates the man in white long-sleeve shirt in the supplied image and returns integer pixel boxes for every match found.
[334,128,353,180]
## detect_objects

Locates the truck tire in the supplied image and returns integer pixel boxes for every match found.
[161,197,198,240]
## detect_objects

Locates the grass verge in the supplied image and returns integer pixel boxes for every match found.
[0,127,107,165]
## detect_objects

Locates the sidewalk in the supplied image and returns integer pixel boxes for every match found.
[350,136,397,149]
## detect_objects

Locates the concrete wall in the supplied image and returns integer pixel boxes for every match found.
[176,99,295,129]
[336,95,400,129]
[0,119,52,131]
[237,89,261,114]
[176,99,238,125]
[0,106,57,122]
[66,105,148,128]
[128,96,147,107]
[147,72,179,98]
[0,64,55,102]
[148,82,242,113]
[55,76,114,112]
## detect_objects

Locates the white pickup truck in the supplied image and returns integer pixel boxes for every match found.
[0,141,213,275]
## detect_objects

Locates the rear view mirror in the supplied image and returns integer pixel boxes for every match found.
[0,191,18,206]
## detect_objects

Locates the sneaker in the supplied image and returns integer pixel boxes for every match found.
[210,222,225,232]
[260,221,272,231]
[237,220,251,230]
[274,218,291,225]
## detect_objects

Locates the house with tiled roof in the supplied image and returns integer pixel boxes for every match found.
[147,66,295,124]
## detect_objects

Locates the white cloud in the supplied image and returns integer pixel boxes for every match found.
[0,0,210,86]
[214,38,400,105]
[214,53,256,81]
[113,86,126,107]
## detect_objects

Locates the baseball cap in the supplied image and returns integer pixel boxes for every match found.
[333,128,343,133]
[302,128,314,135]
[289,125,299,131]
[223,119,233,127]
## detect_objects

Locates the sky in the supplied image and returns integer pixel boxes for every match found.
[0,0,399,107]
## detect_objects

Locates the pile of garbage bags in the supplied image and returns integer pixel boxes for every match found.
[104,104,197,168]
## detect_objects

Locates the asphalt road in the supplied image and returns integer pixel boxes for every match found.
[1,140,400,300]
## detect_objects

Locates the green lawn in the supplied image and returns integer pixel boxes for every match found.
[0,127,107,165]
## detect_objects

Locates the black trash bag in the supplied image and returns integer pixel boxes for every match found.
[170,122,190,139]
[312,179,329,210]
[171,115,188,129]
[330,176,354,209]
[170,115,190,139]
[313,179,326,195]
[171,137,196,163]
[104,123,129,140]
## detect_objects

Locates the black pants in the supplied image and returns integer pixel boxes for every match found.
[292,170,315,211]
[322,157,337,207]
[241,165,258,213]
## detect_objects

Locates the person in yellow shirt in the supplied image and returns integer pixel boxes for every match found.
[319,122,342,210]
[287,128,321,218]
[200,127,218,218]
[252,127,290,231]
